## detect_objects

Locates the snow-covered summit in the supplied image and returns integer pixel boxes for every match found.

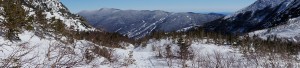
[24,0,67,11]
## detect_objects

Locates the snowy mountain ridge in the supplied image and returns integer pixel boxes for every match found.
[24,0,65,11]
[205,0,300,35]
[23,0,94,31]
[224,0,287,19]
[203,0,300,42]
[246,0,300,42]
[79,8,224,39]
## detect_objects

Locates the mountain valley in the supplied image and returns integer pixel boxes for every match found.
[0,0,300,68]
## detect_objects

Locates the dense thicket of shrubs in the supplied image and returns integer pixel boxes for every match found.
[149,27,300,54]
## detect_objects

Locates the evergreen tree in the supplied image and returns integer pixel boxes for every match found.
[35,10,48,31]
[177,38,191,59]
[165,44,172,58]
[2,0,29,41]
[50,17,66,34]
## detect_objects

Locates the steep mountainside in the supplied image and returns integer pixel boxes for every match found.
[78,8,224,38]
[250,16,300,42]
[0,0,98,67]
[0,0,96,41]
[23,0,93,31]
[205,0,300,34]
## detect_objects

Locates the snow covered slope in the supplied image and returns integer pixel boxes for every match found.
[0,0,96,67]
[250,17,300,42]
[224,0,286,20]
[76,38,300,68]
[205,0,300,34]
[0,31,97,68]
[78,8,224,38]
[0,0,95,36]
[232,0,300,42]
[23,0,94,31]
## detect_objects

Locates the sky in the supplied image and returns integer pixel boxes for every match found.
[61,0,256,13]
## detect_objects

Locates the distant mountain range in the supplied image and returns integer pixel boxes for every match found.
[77,0,300,41]
[78,8,224,38]
[199,12,233,15]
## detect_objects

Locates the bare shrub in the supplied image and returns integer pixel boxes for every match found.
[0,43,37,68]
[153,44,163,58]
[46,42,83,68]
[123,51,135,67]
[90,46,115,63]
[84,48,95,63]
[164,44,173,67]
